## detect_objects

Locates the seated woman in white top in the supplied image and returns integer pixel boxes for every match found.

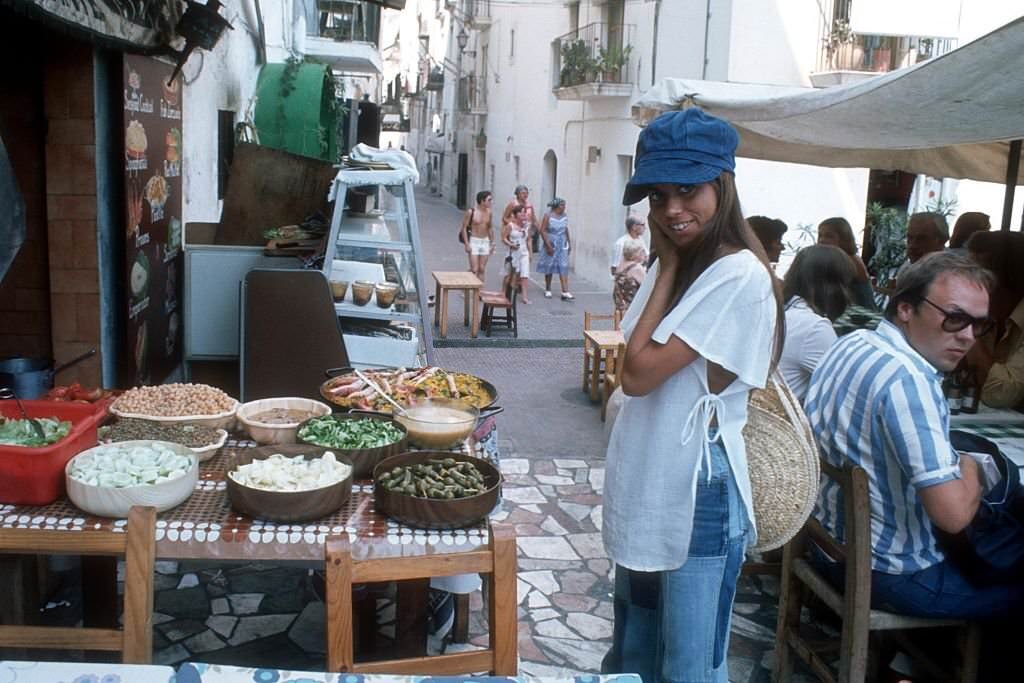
[780,245,855,402]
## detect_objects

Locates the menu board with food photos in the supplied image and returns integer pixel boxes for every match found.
[123,55,183,385]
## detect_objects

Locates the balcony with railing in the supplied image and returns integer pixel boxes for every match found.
[811,1,956,87]
[458,73,487,115]
[551,21,635,100]
[464,0,491,29]
[302,0,383,74]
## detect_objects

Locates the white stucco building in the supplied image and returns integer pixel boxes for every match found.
[412,0,1024,286]
[184,0,390,224]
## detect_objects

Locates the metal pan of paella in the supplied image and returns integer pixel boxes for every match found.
[319,366,498,413]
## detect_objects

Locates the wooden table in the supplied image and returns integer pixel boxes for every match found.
[0,433,516,675]
[583,329,625,402]
[432,271,483,338]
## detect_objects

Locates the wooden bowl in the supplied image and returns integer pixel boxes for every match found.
[225,444,353,523]
[295,413,408,479]
[65,440,198,518]
[373,451,501,530]
[236,397,332,445]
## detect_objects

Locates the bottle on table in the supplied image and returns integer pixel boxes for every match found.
[960,367,980,415]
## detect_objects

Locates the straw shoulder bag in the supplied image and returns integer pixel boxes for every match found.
[744,370,821,551]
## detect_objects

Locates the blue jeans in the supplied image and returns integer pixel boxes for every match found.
[602,438,750,683]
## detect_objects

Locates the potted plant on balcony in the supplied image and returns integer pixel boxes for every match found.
[598,44,633,83]
[560,39,599,87]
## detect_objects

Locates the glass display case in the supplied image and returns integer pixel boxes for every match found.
[325,170,434,367]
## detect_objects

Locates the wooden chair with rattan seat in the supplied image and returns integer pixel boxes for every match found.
[0,505,157,663]
[583,310,622,396]
[478,279,518,337]
[774,462,981,683]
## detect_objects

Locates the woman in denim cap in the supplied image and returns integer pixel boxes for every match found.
[602,108,783,682]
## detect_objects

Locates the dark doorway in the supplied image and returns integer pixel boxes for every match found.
[457,153,468,209]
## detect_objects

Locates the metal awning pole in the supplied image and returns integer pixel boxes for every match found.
[1001,139,1022,230]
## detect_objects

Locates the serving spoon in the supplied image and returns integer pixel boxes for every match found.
[353,368,408,416]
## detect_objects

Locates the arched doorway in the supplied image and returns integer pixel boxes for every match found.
[540,150,557,207]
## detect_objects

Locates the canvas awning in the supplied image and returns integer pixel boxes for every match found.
[631,16,1024,187]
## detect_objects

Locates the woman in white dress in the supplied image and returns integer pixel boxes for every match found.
[602,108,783,683]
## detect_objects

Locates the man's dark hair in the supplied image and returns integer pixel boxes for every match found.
[476,190,492,204]
[747,215,788,251]
[625,215,644,232]
[884,250,994,321]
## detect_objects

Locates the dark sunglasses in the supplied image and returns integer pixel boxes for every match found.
[921,297,993,336]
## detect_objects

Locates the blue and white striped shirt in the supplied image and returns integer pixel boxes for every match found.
[804,319,961,574]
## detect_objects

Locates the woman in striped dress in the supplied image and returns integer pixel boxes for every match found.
[536,197,574,300]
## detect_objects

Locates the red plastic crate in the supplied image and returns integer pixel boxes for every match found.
[0,400,108,505]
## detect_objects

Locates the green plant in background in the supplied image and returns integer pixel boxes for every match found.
[867,202,908,305]
[560,39,599,87]
[781,222,817,256]
[598,44,633,81]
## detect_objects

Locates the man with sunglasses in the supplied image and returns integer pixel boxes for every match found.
[804,251,1024,625]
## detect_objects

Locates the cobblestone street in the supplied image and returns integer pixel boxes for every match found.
[129,188,801,681]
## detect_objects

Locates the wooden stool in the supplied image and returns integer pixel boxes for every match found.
[432,271,483,338]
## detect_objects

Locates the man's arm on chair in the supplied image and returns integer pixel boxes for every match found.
[917,454,983,534]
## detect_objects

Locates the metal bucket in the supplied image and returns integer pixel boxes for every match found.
[0,348,97,399]
[0,357,52,399]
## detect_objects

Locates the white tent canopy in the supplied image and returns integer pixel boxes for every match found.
[631,16,1024,186]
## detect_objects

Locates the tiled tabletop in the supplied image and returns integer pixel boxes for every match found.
[0,423,501,563]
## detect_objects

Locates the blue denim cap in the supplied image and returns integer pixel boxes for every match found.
[623,108,739,205]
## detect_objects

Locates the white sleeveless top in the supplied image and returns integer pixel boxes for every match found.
[603,250,777,571]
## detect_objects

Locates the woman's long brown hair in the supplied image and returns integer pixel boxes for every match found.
[650,173,785,370]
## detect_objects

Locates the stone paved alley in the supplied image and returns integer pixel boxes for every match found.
[114,189,816,681]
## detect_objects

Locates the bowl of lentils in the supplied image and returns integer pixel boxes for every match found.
[99,418,228,462]
[109,383,239,430]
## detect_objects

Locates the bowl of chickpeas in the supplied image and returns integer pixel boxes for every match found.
[110,383,239,430]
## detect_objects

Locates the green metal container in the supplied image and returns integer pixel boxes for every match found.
[253,62,339,161]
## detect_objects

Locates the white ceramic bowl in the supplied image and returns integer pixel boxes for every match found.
[109,401,239,431]
[65,440,198,518]
[236,397,333,445]
[100,427,228,463]
[191,429,229,462]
